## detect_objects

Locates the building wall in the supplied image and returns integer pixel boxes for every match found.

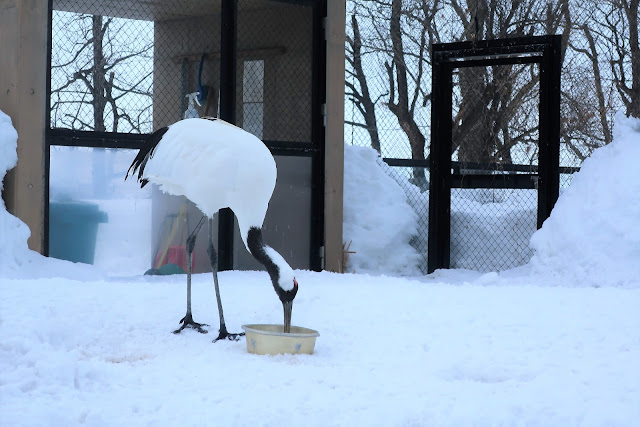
[0,0,48,253]
[324,0,346,272]
[152,4,313,139]
[238,4,314,143]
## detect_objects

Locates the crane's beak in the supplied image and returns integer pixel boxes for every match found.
[283,300,293,333]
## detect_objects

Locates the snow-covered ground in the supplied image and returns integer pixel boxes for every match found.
[1,109,640,426]
[2,272,639,426]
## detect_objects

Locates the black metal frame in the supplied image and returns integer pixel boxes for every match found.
[427,35,561,273]
[45,0,326,272]
[217,0,238,271]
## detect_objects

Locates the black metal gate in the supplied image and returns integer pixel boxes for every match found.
[428,36,562,273]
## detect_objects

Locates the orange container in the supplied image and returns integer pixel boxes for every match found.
[154,245,194,272]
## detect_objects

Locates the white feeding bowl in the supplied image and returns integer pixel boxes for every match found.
[241,324,320,355]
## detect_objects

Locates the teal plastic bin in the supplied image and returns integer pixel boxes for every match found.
[49,201,109,264]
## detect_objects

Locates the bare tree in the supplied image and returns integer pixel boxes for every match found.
[385,0,432,188]
[348,0,572,174]
[567,25,613,149]
[51,13,153,133]
[450,0,573,166]
[607,0,639,118]
[346,14,382,153]
[561,0,638,160]
[346,0,637,176]
[346,0,435,189]
[51,12,154,197]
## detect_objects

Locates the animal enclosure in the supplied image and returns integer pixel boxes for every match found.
[344,0,635,273]
[46,0,328,274]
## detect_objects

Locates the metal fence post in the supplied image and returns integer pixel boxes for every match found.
[428,58,453,274]
[537,35,561,228]
[218,0,238,271]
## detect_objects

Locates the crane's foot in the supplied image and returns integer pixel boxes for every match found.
[213,326,245,343]
[173,313,209,334]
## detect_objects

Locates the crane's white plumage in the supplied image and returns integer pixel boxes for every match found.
[142,118,276,249]
[127,117,298,338]
[263,246,295,291]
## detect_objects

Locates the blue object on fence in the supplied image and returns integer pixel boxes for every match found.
[49,201,108,265]
[197,52,209,105]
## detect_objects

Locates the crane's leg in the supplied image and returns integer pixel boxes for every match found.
[208,217,245,342]
[173,215,209,334]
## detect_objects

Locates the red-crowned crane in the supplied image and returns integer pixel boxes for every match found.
[126,117,298,342]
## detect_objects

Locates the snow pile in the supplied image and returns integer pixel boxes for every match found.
[0,109,32,274]
[0,110,18,186]
[343,145,421,275]
[0,109,101,280]
[529,112,640,288]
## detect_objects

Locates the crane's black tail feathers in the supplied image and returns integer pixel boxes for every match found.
[125,126,169,188]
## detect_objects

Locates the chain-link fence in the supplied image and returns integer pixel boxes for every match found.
[346,0,638,273]
[51,3,155,133]
[48,0,323,273]
[50,0,316,139]
[449,62,540,272]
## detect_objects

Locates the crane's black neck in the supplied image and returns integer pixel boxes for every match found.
[247,227,278,280]
[246,226,296,303]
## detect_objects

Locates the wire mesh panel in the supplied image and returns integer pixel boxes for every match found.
[235,0,319,269]
[48,0,323,273]
[345,0,637,274]
[346,0,636,163]
[242,59,265,139]
[48,146,154,273]
[381,164,430,271]
[50,1,319,136]
[50,1,205,133]
[236,0,315,143]
[450,63,540,271]
[450,188,538,271]
[452,64,540,168]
